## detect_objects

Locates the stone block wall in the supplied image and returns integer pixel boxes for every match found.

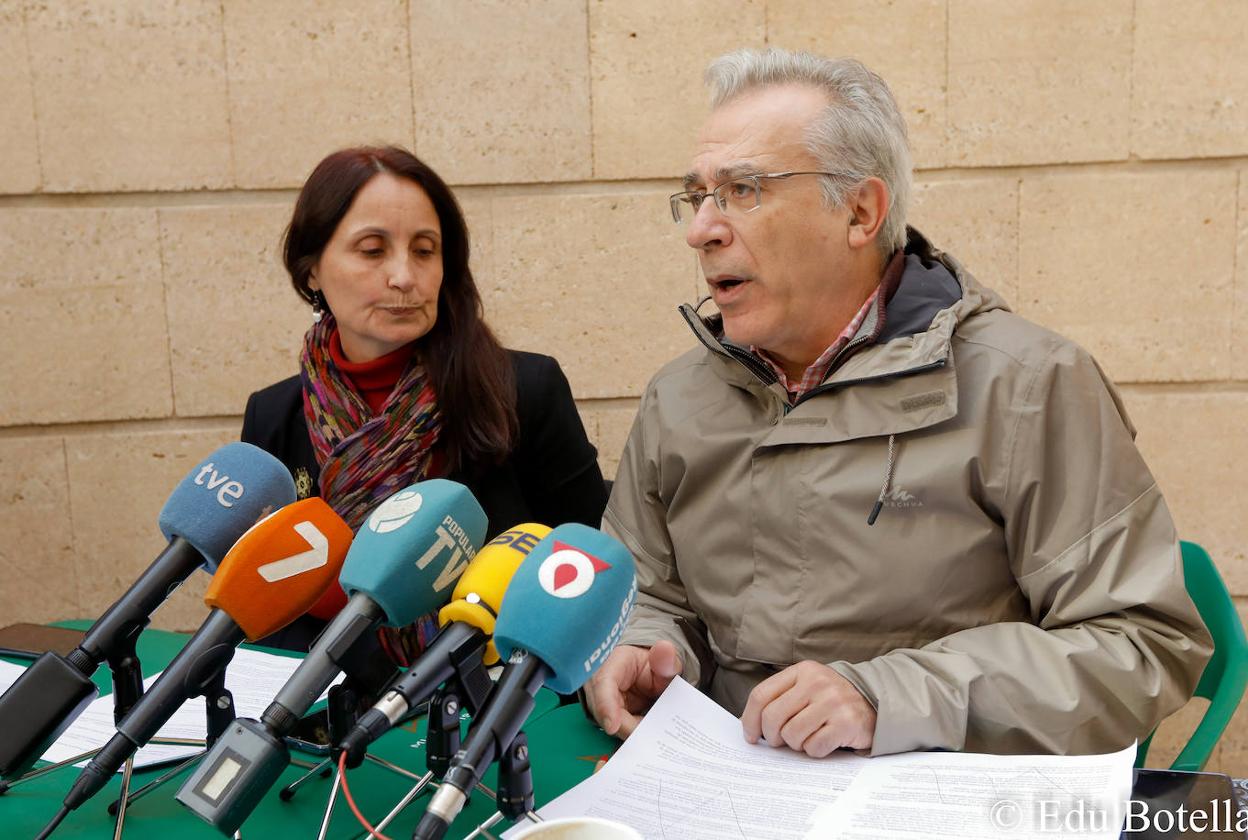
[1,0,1245,772]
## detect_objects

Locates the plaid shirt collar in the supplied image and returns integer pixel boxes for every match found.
[753,287,881,403]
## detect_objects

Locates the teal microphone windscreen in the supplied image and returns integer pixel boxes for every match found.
[340,479,488,627]
[157,442,297,572]
[493,523,637,695]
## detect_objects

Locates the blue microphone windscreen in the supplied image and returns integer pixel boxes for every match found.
[158,443,297,572]
[340,479,488,627]
[493,523,637,695]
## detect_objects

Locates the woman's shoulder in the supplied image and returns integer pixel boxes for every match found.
[246,374,304,417]
[504,349,575,407]
[505,348,562,381]
[242,374,304,443]
[248,374,303,405]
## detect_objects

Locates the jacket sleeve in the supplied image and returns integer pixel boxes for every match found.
[830,341,1213,756]
[604,381,713,689]
[515,355,609,528]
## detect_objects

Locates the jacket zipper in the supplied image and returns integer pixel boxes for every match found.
[680,305,779,385]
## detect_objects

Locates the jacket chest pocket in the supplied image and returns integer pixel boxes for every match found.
[759,437,1018,666]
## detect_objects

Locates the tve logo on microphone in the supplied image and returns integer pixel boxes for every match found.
[538,542,612,599]
[194,462,245,508]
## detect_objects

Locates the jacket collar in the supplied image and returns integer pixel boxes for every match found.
[676,227,1009,443]
[678,226,1006,389]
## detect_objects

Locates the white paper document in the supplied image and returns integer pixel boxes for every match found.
[521,677,1134,839]
[35,646,337,770]
[0,659,28,695]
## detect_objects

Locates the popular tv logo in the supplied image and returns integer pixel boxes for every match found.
[538,542,612,599]
[367,490,423,534]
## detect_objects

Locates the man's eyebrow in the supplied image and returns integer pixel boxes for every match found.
[715,162,761,183]
[682,161,762,191]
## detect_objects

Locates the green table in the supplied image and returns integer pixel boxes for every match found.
[0,625,611,839]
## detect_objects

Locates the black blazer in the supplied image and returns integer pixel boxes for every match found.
[241,350,609,650]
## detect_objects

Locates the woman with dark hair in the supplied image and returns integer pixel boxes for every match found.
[242,146,607,658]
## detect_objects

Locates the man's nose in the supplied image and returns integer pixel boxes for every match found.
[685,199,732,251]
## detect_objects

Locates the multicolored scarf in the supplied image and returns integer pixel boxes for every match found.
[300,314,443,665]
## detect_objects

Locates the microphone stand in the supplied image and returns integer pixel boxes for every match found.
[461,731,544,840]
[273,638,429,840]
[102,644,144,840]
[360,656,498,838]
[103,665,236,818]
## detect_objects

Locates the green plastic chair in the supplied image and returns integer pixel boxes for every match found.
[1135,540,1248,771]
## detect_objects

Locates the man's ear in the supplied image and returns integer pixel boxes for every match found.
[846,177,890,251]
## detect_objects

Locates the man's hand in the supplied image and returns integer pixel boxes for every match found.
[740,661,876,757]
[585,641,683,739]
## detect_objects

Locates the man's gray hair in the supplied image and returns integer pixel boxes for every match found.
[705,48,912,256]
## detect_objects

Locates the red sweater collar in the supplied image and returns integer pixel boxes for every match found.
[328,329,415,414]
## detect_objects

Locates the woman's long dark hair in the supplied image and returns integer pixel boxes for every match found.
[283,146,516,472]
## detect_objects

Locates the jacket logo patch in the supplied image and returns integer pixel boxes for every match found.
[900,391,946,413]
[782,417,827,427]
[883,487,924,509]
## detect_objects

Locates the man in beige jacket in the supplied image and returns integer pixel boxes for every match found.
[585,48,1212,758]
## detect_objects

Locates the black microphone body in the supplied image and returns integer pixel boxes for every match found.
[77,537,206,668]
[415,650,550,840]
[0,537,205,780]
[340,621,486,766]
[261,592,386,737]
[60,609,245,811]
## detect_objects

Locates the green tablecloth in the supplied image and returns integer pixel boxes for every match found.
[0,625,612,839]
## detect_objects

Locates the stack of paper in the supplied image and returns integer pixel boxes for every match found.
[521,678,1134,840]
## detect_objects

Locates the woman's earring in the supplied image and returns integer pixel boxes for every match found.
[311,290,326,323]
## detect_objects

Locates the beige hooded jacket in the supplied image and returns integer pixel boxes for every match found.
[605,230,1212,757]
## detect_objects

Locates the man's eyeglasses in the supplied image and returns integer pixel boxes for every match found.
[668,171,849,224]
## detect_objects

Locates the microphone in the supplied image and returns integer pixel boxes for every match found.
[414,523,637,839]
[54,499,352,814]
[176,479,487,835]
[339,523,552,765]
[0,443,295,780]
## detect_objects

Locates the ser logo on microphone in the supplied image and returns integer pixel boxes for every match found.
[538,542,612,599]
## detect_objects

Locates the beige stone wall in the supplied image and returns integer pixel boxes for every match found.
[1,1,1245,771]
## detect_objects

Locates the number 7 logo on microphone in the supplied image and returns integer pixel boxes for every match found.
[256,521,331,582]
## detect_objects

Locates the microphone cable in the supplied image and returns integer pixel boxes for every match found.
[34,804,69,840]
[338,751,393,840]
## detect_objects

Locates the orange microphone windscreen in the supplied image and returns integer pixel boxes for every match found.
[205,498,353,640]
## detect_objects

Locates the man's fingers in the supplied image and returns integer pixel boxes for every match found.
[741,667,799,743]
[648,640,683,679]
[778,702,826,754]
[588,647,644,735]
[633,643,683,699]
[758,687,809,748]
[615,710,644,739]
[802,722,845,759]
